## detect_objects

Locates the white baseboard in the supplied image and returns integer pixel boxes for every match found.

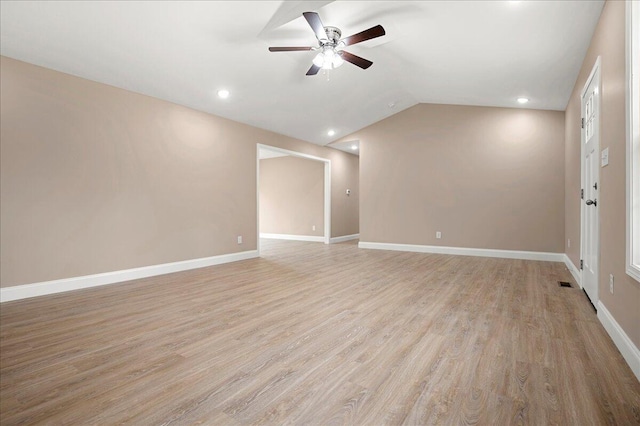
[260,233,325,243]
[330,234,360,244]
[563,254,582,288]
[597,301,640,382]
[0,250,259,303]
[358,241,564,262]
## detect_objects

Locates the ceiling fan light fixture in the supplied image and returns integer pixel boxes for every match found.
[313,46,345,70]
[324,48,339,69]
[313,53,324,67]
[332,52,344,68]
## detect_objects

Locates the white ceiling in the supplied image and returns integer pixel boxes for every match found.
[1,1,604,150]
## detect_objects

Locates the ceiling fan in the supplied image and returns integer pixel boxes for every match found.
[268,12,385,76]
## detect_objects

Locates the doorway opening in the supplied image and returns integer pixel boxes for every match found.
[257,144,331,256]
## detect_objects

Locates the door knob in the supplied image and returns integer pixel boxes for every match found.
[586,199,597,206]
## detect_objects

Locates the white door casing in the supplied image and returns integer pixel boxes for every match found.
[581,57,601,307]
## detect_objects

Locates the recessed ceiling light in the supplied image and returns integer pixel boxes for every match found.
[351,145,358,150]
[517,97,529,104]
[217,89,230,99]
[388,102,396,108]
[328,130,336,136]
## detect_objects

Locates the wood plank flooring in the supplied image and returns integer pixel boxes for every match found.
[1,239,639,425]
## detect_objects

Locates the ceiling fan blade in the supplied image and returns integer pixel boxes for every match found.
[341,25,385,46]
[306,64,321,76]
[303,11,327,41]
[340,51,373,69]
[269,47,314,52]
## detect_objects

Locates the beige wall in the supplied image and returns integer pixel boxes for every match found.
[259,156,324,236]
[0,56,359,288]
[564,0,640,348]
[340,103,565,253]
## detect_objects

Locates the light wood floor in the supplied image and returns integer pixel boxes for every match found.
[1,240,639,425]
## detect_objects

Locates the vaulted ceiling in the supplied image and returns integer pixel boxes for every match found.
[1,1,604,152]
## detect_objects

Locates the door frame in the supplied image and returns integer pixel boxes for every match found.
[256,144,332,254]
[579,56,601,304]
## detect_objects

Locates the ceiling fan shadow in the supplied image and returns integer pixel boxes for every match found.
[258,0,334,38]
[346,3,425,30]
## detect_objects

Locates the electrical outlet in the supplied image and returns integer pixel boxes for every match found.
[237,236,243,244]
[436,231,442,239]
[568,238,571,248]
[609,274,614,294]
[312,225,316,231]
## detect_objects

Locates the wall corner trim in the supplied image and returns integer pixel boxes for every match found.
[259,233,325,243]
[330,234,360,244]
[563,254,582,288]
[597,301,640,382]
[358,242,565,262]
[0,250,259,303]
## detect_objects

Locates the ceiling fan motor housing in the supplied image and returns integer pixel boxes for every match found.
[323,26,342,47]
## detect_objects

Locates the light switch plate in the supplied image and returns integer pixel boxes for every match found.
[601,147,609,167]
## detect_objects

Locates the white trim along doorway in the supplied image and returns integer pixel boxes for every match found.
[256,144,332,255]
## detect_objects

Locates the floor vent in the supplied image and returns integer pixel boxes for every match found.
[558,281,572,288]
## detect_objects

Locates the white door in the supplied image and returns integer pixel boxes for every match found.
[581,62,600,307]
